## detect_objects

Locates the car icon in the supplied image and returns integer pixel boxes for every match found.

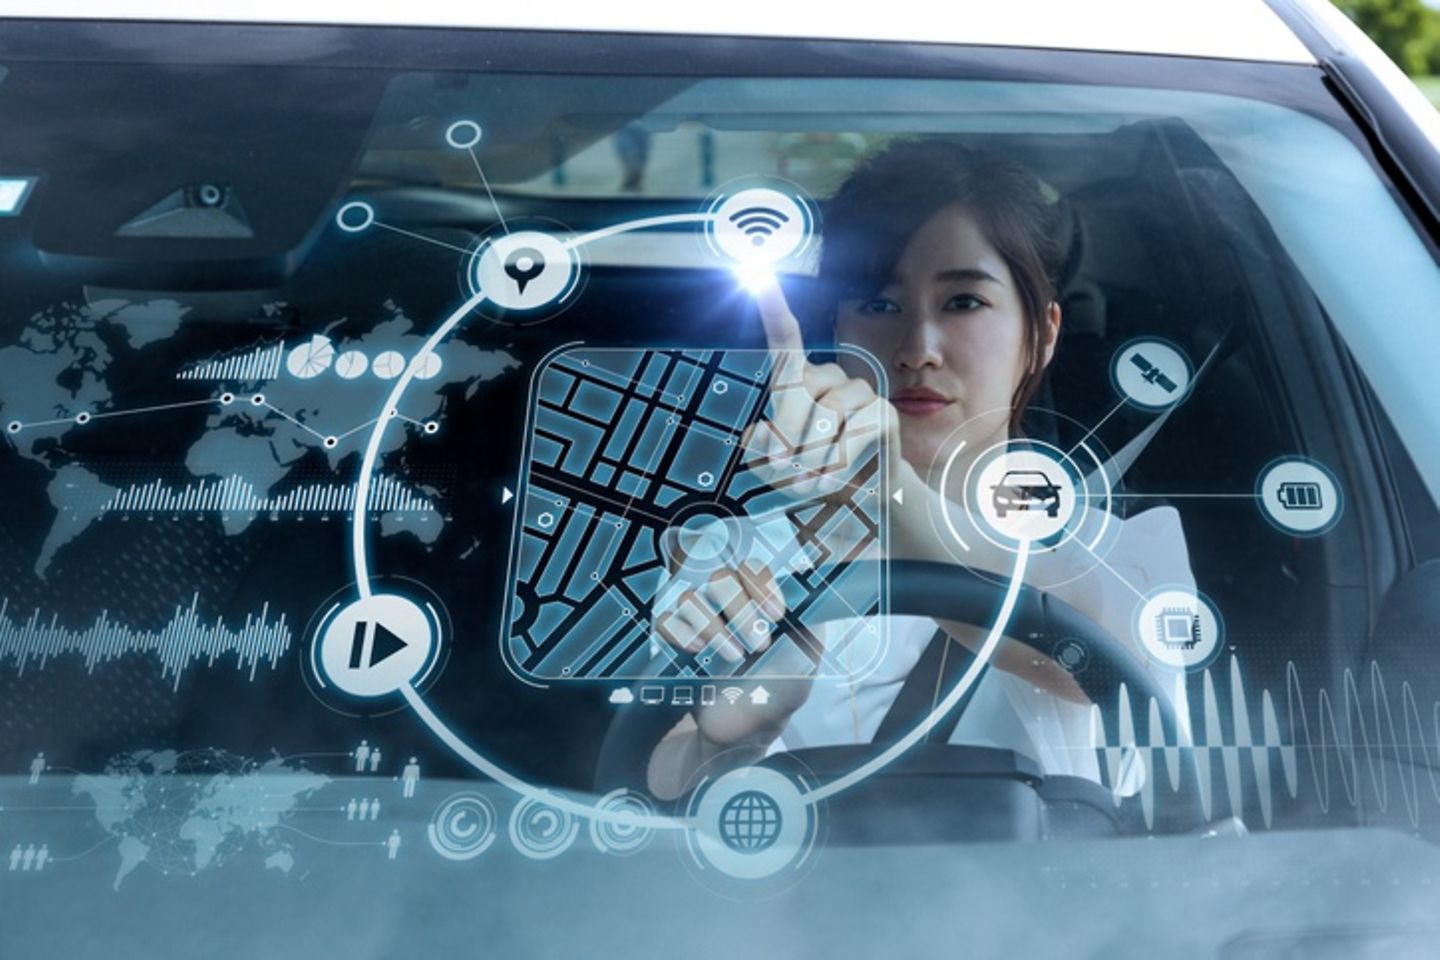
[991,470,1063,518]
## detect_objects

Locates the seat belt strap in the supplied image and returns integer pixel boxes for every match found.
[873,628,985,745]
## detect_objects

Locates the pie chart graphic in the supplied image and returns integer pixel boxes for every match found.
[285,335,335,379]
[411,351,443,381]
[334,350,369,380]
[372,351,405,381]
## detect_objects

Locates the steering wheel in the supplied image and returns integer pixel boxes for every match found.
[595,558,1206,831]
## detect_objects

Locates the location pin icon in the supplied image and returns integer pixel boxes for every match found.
[503,247,546,295]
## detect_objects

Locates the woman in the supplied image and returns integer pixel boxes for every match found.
[646,138,1193,801]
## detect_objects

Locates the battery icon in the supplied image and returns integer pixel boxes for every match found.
[1277,481,1323,510]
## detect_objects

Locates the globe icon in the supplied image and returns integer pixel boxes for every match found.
[718,790,782,853]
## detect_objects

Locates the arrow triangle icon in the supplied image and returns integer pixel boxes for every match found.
[892,488,904,506]
[501,486,514,505]
[369,622,409,667]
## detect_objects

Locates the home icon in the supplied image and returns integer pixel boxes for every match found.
[749,686,771,706]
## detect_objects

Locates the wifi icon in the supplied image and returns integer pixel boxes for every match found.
[707,186,811,266]
[720,686,744,705]
[728,206,791,247]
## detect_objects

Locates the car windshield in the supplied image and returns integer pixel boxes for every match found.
[3,18,1440,957]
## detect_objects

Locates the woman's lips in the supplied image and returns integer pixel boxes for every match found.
[891,388,952,417]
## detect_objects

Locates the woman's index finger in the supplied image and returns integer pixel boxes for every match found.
[753,275,812,450]
[755,274,805,379]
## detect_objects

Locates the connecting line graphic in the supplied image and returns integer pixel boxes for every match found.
[350,215,730,596]
[5,397,219,434]
[358,212,711,264]
[1065,398,1128,460]
[1076,539,1149,603]
[561,214,711,250]
[4,393,434,453]
[343,184,1035,832]
[47,835,118,865]
[371,222,474,256]
[352,291,488,598]
[386,544,1028,824]
[936,441,972,551]
[465,143,510,237]
[274,825,391,848]
[342,163,1036,840]
[399,683,689,830]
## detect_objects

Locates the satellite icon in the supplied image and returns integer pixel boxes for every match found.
[1128,352,1179,394]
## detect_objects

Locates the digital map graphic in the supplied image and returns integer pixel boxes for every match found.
[504,347,888,682]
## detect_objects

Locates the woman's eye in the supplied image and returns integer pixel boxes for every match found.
[944,294,986,311]
[857,298,901,314]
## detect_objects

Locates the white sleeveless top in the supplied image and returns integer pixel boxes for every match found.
[765,505,1195,786]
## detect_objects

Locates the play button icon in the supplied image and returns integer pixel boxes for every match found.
[348,621,410,670]
[314,592,440,698]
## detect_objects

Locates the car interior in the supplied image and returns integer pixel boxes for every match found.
[2,49,1440,873]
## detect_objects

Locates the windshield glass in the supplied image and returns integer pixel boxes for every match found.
[3,21,1440,956]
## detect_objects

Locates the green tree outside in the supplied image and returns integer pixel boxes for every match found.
[1333,0,1433,73]
[1331,0,1440,104]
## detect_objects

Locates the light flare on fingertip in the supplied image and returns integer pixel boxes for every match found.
[733,263,777,295]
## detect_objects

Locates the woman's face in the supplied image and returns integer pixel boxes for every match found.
[834,203,1060,476]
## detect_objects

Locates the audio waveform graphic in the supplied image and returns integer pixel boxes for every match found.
[0,595,291,689]
[177,342,283,382]
[100,474,434,515]
[1089,657,1440,830]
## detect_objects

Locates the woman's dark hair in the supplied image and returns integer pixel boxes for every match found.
[817,137,1066,436]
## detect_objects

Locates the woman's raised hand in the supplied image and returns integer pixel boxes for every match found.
[650,277,903,754]
[745,275,900,501]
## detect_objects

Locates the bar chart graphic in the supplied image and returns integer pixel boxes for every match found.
[177,341,284,382]
[100,473,435,515]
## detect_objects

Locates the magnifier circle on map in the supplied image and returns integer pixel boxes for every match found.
[659,500,753,581]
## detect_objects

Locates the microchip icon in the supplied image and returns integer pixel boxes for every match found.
[1158,607,1201,650]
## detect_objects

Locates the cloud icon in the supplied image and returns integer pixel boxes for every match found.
[608,688,635,705]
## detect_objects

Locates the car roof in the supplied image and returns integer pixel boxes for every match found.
[4,0,1317,64]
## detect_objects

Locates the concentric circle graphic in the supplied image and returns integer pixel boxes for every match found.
[427,792,498,861]
[1256,456,1343,537]
[1111,338,1193,411]
[466,221,583,322]
[337,165,1039,886]
[1133,585,1224,672]
[924,408,1119,592]
[300,578,450,717]
[509,798,579,860]
[681,763,821,897]
[334,201,375,233]
[704,184,814,267]
[589,789,656,856]
[966,439,1081,548]
[444,120,483,150]
[658,502,752,582]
